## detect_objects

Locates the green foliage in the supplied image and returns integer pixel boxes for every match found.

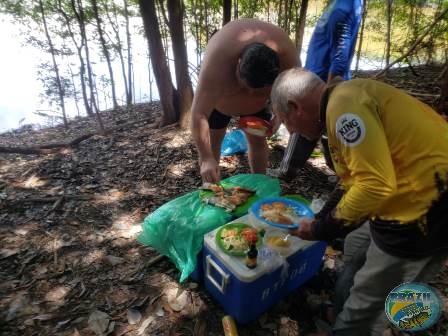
[184,0,222,54]
[357,0,447,62]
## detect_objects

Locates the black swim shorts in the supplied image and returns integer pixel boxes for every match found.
[208,107,271,129]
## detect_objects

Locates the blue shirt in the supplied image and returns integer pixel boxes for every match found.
[305,0,363,82]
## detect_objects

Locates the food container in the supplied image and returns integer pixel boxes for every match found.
[203,215,326,324]
[263,229,299,256]
[249,196,314,230]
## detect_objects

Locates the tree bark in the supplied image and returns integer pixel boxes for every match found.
[104,1,133,106]
[57,0,92,117]
[38,0,68,129]
[355,0,367,72]
[295,0,308,67]
[385,0,393,70]
[138,0,178,126]
[124,0,133,105]
[233,0,238,20]
[167,0,194,129]
[223,0,231,26]
[91,0,118,108]
[72,0,104,131]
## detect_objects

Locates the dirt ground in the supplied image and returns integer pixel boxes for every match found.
[0,66,447,336]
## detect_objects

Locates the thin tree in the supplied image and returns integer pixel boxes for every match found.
[91,0,118,108]
[103,1,133,106]
[355,0,367,72]
[57,0,92,116]
[38,0,68,129]
[295,0,308,66]
[167,0,194,129]
[123,0,133,105]
[70,0,104,131]
[233,0,238,19]
[385,0,393,70]
[223,0,231,26]
[138,0,178,125]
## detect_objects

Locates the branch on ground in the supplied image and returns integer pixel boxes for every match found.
[0,117,159,155]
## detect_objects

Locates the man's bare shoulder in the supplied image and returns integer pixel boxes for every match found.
[219,18,287,36]
[210,19,297,67]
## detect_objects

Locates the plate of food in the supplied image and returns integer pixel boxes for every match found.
[249,197,314,230]
[238,116,273,137]
[215,223,263,256]
[200,183,257,215]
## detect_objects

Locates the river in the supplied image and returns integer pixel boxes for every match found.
[0,16,383,133]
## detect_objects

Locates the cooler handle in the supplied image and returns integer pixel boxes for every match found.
[206,255,229,294]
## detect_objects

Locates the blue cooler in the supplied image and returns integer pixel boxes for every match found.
[203,215,326,324]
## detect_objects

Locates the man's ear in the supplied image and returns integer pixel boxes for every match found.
[287,100,300,115]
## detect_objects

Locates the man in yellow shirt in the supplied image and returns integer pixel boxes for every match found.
[270,68,448,335]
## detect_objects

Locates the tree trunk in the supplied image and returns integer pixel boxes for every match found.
[223,0,231,26]
[385,0,393,71]
[295,0,308,67]
[190,0,202,67]
[138,0,178,126]
[104,2,133,106]
[167,0,194,129]
[57,0,92,116]
[68,64,81,116]
[91,0,118,108]
[277,1,282,27]
[203,0,210,42]
[355,0,368,72]
[124,0,133,105]
[233,0,238,19]
[283,0,293,33]
[38,0,68,129]
[72,0,104,131]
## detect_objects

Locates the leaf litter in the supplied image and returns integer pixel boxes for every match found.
[0,67,447,335]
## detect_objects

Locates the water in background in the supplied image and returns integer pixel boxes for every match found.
[0,19,383,133]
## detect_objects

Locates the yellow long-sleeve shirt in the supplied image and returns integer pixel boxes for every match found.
[325,79,448,224]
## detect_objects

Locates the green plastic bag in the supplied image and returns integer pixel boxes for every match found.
[137,174,281,282]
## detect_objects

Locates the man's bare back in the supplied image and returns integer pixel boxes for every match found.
[197,19,298,116]
[190,19,297,182]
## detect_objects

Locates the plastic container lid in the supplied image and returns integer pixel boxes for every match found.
[204,215,313,282]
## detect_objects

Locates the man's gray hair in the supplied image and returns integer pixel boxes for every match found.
[271,68,323,113]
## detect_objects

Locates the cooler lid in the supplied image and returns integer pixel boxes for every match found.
[204,215,315,282]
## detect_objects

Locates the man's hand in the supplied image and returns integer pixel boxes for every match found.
[200,158,220,183]
[289,217,316,240]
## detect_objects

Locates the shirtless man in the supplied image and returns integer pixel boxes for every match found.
[190,19,298,182]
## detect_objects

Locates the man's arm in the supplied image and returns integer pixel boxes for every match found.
[328,10,355,80]
[292,92,397,242]
[190,77,221,182]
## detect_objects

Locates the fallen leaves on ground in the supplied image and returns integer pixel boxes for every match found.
[1,67,447,336]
